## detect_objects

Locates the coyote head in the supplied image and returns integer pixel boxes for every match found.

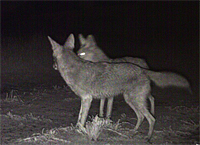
[78,34,96,61]
[48,34,75,71]
[77,34,108,62]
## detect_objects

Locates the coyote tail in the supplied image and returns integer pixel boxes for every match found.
[146,70,192,94]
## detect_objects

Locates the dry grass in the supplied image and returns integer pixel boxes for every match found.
[85,115,105,141]
[2,85,198,144]
[166,105,199,114]
[17,128,71,144]
[4,90,24,103]
[163,105,199,144]
[78,115,130,141]
[5,112,52,123]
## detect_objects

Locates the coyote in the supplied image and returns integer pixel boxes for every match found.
[78,34,149,68]
[77,34,191,120]
[77,34,153,120]
[48,34,191,140]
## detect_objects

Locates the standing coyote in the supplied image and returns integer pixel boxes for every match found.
[77,34,153,120]
[48,34,191,140]
[77,34,191,120]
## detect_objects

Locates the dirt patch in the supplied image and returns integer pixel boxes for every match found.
[1,84,199,144]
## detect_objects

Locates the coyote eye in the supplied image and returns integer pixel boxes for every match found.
[79,52,85,56]
[53,57,58,70]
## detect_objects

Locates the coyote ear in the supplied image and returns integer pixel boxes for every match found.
[48,36,61,51]
[64,34,75,49]
[79,34,86,45]
[87,35,96,46]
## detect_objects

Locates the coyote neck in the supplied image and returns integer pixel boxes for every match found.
[57,49,83,85]
[95,50,110,62]
[56,49,107,96]
[98,54,110,61]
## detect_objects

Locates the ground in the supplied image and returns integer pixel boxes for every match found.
[1,73,199,145]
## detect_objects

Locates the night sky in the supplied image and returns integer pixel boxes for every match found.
[1,2,199,94]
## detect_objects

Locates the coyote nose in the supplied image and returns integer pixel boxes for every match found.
[53,63,58,70]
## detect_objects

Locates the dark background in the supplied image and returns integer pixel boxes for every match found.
[1,2,199,96]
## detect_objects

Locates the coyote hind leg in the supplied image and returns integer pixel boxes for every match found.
[149,95,155,115]
[140,103,155,140]
[124,94,144,132]
[124,82,155,140]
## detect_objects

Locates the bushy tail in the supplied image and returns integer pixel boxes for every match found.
[146,70,192,94]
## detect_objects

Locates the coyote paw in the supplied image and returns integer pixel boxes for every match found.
[98,115,104,119]
[76,122,87,134]
[133,130,139,135]
[144,136,152,143]
[105,118,113,124]
[130,128,138,134]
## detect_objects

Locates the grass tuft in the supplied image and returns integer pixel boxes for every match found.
[4,90,24,103]
[81,115,129,141]
[85,115,105,141]
[17,128,71,144]
[6,112,52,123]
